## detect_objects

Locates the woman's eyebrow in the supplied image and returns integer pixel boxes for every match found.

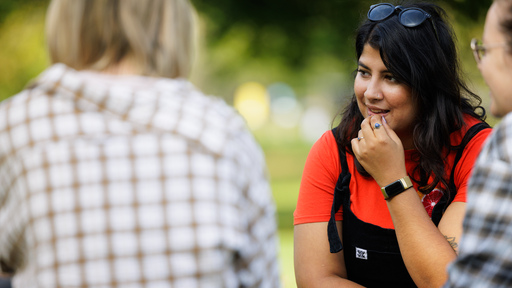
[357,62,370,70]
[357,62,390,73]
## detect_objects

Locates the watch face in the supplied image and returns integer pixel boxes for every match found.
[386,180,405,196]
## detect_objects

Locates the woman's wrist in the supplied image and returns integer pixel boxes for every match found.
[380,176,413,200]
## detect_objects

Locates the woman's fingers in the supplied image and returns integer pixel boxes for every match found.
[352,115,407,186]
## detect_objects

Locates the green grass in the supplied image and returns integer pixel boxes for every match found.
[273,179,300,230]
[257,130,311,288]
[263,135,310,231]
[278,229,296,288]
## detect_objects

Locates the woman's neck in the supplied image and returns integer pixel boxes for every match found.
[101,57,141,76]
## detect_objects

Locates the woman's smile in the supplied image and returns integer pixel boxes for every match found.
[366,105,390,116]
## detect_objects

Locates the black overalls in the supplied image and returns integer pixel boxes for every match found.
[327,123,490,287]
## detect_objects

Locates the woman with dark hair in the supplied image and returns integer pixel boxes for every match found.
[294,2,491,287]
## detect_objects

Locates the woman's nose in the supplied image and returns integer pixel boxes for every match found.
[364,79,383,101]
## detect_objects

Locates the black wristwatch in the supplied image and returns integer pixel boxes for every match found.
[381,176,413,200]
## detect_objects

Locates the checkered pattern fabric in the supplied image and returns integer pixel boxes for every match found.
[444,113,512,287]
[0,64,280,287]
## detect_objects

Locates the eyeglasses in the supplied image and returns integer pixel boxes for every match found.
[470,38,508,63]
[367,3,439,43]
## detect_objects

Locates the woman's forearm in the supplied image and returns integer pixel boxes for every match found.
[386,188,457,287]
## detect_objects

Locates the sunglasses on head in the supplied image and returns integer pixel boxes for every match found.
[367,3,439,43]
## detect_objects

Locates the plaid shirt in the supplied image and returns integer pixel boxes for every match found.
[0,64,280,287]
[444,113,512,287]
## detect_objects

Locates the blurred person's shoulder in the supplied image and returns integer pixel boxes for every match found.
[155,78,245,131]
[152,78,254,154]
[489,113,512,149]
[0,65,66,136]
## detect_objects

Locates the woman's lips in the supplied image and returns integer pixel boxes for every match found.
[368,108,389,116]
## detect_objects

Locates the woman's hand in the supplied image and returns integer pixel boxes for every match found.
[351,115,408,187]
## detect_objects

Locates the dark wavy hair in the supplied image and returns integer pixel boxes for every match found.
[335,1,486,194]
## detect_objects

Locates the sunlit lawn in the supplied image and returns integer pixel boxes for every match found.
[278,229,295,288]
[256,127,312,288]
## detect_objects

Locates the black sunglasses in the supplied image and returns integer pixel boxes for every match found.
[367,3,439,43]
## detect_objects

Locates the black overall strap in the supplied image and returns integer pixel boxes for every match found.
[431,122,491,225]
[327,128,351,253]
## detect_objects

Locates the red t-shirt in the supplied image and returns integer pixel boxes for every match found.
[294,116,491,229]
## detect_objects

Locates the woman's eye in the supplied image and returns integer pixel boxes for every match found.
[357,69,369,77]
[385,75,398,83]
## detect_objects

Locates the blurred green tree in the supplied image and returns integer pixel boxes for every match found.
[0,0,47,24]
[191,0,491,69]
[0,1,49,101]
[0,0,491,101]
[189,0,491,100]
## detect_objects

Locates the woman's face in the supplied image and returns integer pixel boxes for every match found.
[479,2,512,117]
[354,44,417,148]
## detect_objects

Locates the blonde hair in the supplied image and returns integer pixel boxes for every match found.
[46,0,195,78]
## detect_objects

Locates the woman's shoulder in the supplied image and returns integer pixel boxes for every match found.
[309,130,340,159]
[318,129,338,147]
[462,113,486,126]
[305,130,343,175]
[450,114,492,145]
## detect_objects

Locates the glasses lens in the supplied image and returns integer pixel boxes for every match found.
[470,39,482,62]
[400,9,427,27]
[478,46,485,59]
[368,4,395,21]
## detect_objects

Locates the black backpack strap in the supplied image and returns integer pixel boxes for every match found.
[327,128,351,253]
[431,122,491,225]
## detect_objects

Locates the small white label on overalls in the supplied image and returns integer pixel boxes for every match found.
[356,247,368,260]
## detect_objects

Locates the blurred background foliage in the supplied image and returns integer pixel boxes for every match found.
[0,0,494,287]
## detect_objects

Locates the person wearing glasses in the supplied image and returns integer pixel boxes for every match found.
[294,2,492,287]
[0,0,281,287]
[444,1,512,287]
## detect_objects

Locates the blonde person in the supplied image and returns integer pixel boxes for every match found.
[444,0,512,286]
[0,0,280,287]
[294,1,492,287]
